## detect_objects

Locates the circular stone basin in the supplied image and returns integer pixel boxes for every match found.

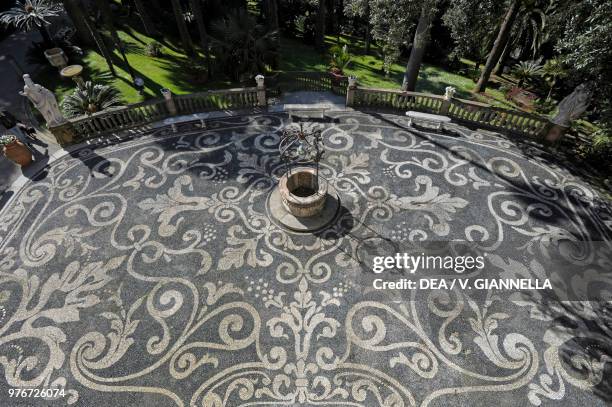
[279,167,327,217]
[60,64,83,78]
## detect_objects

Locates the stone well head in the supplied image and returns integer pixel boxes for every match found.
[277,120,326,218]
[279,166,328,217]
[268,118,340,232]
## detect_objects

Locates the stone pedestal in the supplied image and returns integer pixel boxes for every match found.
[346,76,357,107]
[161,88,177,116]
[255,74,266,107]
[44,48,68,70]
[542,122,569,144]
[49,122,77,146]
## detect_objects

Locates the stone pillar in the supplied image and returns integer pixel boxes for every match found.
[346,76,357,107]
[49,122,77,146]
[255,74,266,107]
[161,88,177,116]
[439,86,455,114]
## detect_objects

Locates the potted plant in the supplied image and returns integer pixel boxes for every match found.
[0,134,32,167]
[329,44,351,77]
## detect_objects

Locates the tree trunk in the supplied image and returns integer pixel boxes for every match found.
[133,0,158,37]
[546,78,556,100]
[330,0,338,36]
[267,0,279,30]
[266,0,280,69]
[315,0,327,49]
[474,0,520,93]
[189,0,211,76]
[364,2,371,54]
[82,15,116,76]
[93,0,135,80]
[38,26,53,47]
[94,0,120,51]
[493,40,512,76]
[401,3,436,91]
[171,0,194,56]
[61,0,94,46]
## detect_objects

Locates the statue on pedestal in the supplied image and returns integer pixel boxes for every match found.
[444,86,456,100]
[20,74,67,127]
[551,83,592,127]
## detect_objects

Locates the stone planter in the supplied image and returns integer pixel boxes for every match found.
[3,140,32,167]
[44,48,68,70]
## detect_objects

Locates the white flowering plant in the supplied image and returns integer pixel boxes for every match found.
[0,134,17,147]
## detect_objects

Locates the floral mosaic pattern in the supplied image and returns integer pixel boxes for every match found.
[0,112,610,406]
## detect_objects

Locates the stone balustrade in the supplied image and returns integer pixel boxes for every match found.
[69,87,261,141]
[49,77,552,145]
[350,86,549,137]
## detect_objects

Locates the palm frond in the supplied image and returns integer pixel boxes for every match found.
[61,82,123,118]
[0,0,61,32]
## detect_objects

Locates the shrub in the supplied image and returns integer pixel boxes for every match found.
[145,41,163,57]
[590,130,612,160]
[511,60,543,88]
[0,134,17,147]
[61,82,123,118]
[533,98,556,114]
[329,44,351,75]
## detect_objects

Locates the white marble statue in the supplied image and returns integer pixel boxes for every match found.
[20,74,67,127]
[444,86,456,100]
[255,74,265,88]
[551,83,592,127]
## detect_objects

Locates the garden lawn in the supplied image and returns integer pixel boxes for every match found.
[37,28,229,105]
[280,35,516,109]
[38,29,517,110]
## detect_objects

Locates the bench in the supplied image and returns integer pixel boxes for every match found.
[405,111,452,130]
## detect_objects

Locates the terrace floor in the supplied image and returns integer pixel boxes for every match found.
[0,110,611,406]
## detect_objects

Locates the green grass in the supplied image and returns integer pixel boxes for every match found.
[36,28,519,110]
[280,35,517,109]
[36,27,231,105]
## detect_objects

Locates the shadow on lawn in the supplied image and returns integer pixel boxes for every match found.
[87,51,165,99]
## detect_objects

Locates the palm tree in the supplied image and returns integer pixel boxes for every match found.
[541,58,566,100]
[329,44,351,74]
[494,1,551,75]
[170,0,194,56]
[210,10,279,82]
[0,0,61,46]
[401,0,438,91]
[511,60,543,88]
[474,0,520,93]
[61,81,123,117]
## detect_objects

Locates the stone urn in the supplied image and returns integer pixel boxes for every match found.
[2,138,32,166]
[44,48,68,70]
